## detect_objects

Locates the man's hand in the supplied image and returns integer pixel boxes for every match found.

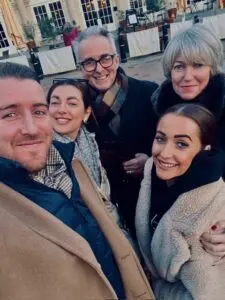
[200,220,225,257]
[123,153,149,176]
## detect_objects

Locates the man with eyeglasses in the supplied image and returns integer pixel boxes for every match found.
[75,26,158,236]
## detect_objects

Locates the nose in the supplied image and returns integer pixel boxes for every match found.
[95,61,104,73]
[58,102,67,114]
[183,66,194,81]
[159,142,174,159]
[21,113,38,136]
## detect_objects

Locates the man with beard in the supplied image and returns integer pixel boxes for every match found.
[0,62,154,300]
[75,26,158,235]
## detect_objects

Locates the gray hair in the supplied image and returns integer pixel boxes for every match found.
[74,26,117,63]
[162,24,224,78]
[0,62,38,82]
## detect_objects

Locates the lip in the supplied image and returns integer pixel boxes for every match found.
[180,85,197,89]
[16,141,43,146]
[55,118,71,125]
[94,74,109,80]
[155,158,179,170]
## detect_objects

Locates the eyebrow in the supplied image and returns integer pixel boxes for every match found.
[156,130,166,136]
[50,95,79,101]
[33,103,48,108]
[156,131,192,141]
[0,104,17,111]
[174,134,192,141]
[0,103,48,110]
[82,53,112,62]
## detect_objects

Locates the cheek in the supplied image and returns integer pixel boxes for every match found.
[152,142,160,156]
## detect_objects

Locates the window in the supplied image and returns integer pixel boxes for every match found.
[49,1,66,29]
[97,0,113,24]
[0,23,9,49]
[130,0,145,14]
[81,0,98,28]
[33,5,48,24]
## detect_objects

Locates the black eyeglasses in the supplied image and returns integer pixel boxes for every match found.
[80,54,116,72]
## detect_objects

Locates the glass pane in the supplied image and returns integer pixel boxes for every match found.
[58,1,62,9]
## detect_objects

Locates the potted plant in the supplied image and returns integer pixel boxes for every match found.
[23,22,37,50]
[38,17,61,49]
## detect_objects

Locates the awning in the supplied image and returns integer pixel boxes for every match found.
[0,0,26,49]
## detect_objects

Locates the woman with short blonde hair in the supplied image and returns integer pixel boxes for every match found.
[151,23,225,263]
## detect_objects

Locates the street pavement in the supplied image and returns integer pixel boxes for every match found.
[41,52,164,94]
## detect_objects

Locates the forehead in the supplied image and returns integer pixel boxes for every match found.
[0,78,46,107]
[158,114,200,137]
[52,85,83,99]
[78,36,114,60]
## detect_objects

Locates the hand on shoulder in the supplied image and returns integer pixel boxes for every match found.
[200,220,225,257]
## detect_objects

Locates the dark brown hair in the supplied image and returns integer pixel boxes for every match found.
[46,79,92,109]
[161,103,217,146]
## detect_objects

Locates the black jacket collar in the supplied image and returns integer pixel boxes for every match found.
[153,74,225,120]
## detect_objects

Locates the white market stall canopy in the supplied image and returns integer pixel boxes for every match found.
[170,14,225,39]
[38,46,76,76]
[127,27,160,58]
[0,55,29,66]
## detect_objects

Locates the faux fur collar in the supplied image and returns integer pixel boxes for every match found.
[152,73,225,120]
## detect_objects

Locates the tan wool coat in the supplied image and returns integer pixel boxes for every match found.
[0,159,155,300]
[136,158,225,300]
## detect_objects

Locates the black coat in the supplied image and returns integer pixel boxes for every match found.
[151,74,225,152]
[87,76,158,235]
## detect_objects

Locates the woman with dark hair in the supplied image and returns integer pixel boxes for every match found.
[152,23,225,259]
[136,104,225,300]
[47,79,118,220]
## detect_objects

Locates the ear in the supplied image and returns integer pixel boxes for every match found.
[204,145,211,151]
[83,106,92,123]
[114,54,120,70]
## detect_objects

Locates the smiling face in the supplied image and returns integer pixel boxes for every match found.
[78,35,120,92]
[152,113,202,184]
[0,78,52,173]
[49,85,91,139]
[171,57,211,100]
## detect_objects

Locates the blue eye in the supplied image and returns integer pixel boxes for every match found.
[155,136,165,143]
[193,63,204,69]
[34,110,47,116]
[176,141,189,149]
[173,64,184,71]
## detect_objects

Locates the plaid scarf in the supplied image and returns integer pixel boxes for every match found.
[93,69,128,136]
[31,144,72,198]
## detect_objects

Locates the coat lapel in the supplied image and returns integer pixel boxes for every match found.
[0,182,111,284]
[72,159,155,300]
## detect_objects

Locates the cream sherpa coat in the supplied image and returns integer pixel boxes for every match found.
[136,158,225,300]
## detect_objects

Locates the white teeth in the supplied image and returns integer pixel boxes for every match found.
[95,76,107,80]
[158,160,177,168]
[56,118,69,125]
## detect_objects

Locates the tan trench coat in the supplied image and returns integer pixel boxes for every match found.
[0,159,154,300]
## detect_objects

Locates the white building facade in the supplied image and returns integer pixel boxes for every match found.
[0,0,147,54]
